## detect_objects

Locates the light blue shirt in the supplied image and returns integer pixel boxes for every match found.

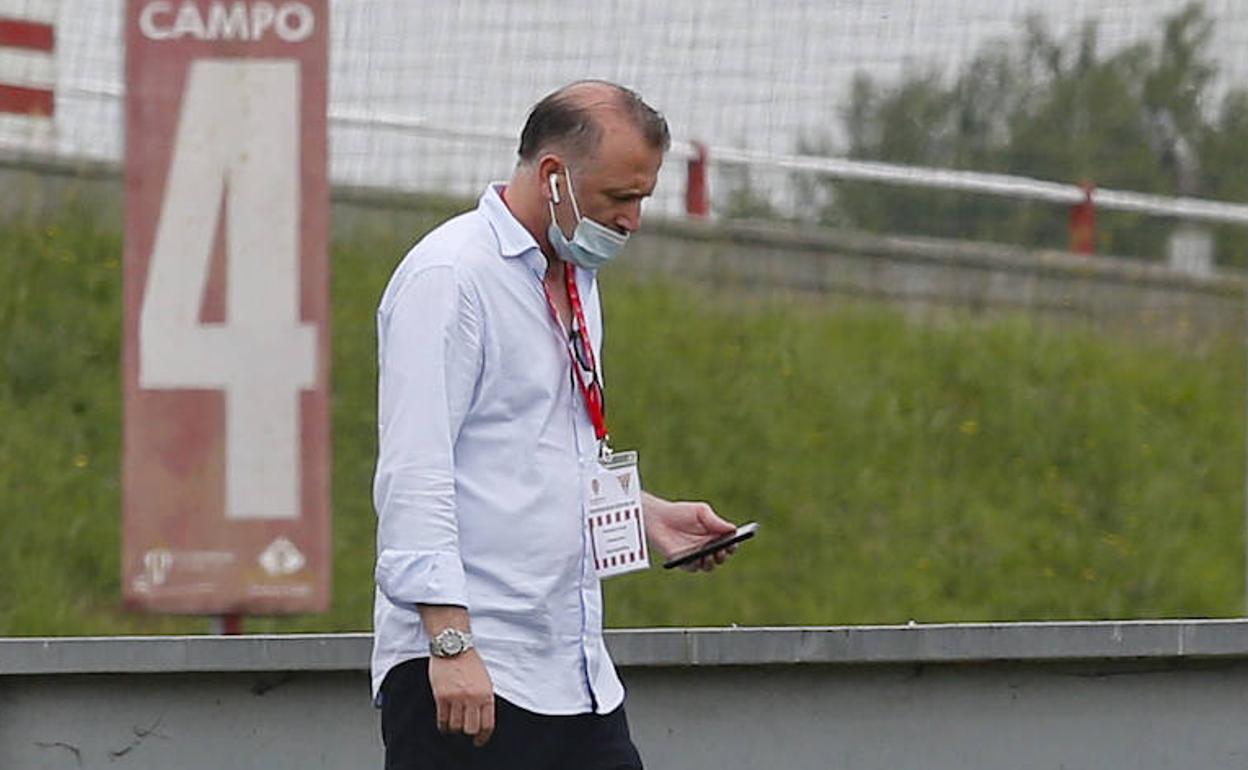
[371,184,624,716]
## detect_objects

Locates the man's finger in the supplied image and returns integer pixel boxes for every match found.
[435,697,450,733]
[448,700,466,734]
[475,701,495,747]
[463,701,481,737]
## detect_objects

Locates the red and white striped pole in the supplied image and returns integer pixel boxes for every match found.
[0,7,56,118]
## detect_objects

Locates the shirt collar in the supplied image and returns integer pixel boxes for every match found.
[480,183,540,259]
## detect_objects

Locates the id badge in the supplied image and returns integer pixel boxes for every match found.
[585,450,649,578]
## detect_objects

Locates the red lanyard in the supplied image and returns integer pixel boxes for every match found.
[541,261,609,443]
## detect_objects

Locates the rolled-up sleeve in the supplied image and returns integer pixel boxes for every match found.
[373,264,482,609]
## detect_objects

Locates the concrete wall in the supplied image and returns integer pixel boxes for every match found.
[6,622,1248,769]
[3,151,1243,343]
[629,219,1246,343]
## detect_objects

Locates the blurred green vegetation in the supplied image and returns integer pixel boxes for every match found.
[789,3,1248,267]
[0,206,1244,636]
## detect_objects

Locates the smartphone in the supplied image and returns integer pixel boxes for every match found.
[662,522,759,570]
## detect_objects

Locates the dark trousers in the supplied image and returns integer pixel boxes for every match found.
[381,657,644,770]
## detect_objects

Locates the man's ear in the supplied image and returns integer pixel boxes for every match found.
[536,155,563,204]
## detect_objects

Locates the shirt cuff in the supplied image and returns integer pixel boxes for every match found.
[375,549,469,609]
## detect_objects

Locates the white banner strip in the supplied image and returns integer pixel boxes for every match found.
[0,113,55,146]
[0,0,59,24]
[0,47,54,89]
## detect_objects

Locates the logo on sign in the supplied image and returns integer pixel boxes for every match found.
[259,537,306,576]
[144,548,174,586]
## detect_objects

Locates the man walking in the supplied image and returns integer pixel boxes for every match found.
[373,80,738,770]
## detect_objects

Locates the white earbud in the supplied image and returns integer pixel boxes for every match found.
[549,173,561,204]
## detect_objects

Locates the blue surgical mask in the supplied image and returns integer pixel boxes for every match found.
[547,170,629,271]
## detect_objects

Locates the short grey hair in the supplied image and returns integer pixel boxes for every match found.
[517,80,670,165]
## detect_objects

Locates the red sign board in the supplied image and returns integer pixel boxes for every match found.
[122,0,330,613]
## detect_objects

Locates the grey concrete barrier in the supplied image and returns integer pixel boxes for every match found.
[5,621,1248,769]
[625,217,1247,344]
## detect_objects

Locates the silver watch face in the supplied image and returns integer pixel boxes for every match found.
[440,632,464,656]
[432,628,469,657]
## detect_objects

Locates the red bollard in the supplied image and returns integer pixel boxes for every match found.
[223,613,243,635]
[685,140,709,218]
[1069,182,1096,255]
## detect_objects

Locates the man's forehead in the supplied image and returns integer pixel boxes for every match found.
[587,145,662,193]
[602,178,658,198]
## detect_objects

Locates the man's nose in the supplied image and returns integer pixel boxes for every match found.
[616,201,643,233]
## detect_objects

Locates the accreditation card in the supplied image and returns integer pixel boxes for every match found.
[585,450,648,578]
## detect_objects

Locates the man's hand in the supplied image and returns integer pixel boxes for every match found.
[428,649,495,747]
[417,604,494,747]
[642,492,738,572]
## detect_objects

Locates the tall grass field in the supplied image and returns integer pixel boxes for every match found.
[0,205,1244,635]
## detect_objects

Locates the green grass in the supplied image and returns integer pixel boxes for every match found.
[0,205,1244,635]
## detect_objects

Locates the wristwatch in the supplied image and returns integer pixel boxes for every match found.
[428,627,474,658]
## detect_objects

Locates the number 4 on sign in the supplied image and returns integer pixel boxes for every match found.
[140,59,315,521]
